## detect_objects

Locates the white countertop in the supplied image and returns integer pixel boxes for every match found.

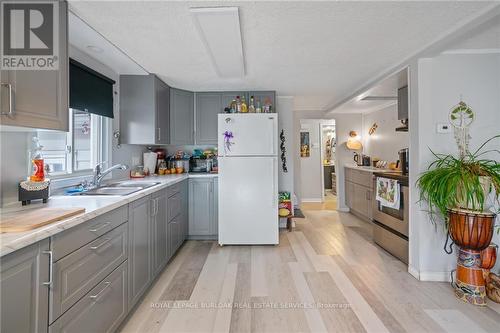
[0,173,218,257]
[344,164,397,173]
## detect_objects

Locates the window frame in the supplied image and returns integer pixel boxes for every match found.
[38,108,112,182]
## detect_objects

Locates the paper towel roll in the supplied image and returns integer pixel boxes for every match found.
[143,152,157,175]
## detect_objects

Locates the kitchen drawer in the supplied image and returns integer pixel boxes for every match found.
[168,192,182,222]
[349,169,373,188]
[50,223,128,323]
[52,206,128,261]
[167,182,182,198]
[49,260,128,333]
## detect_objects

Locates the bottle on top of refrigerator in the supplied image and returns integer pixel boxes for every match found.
[230,99,237,113]
[263,97,272,113]
[241,96,248,113]
[248,96,256,113]
[236,96,241,113]
[255,98,262,113]
[30,137,45,182]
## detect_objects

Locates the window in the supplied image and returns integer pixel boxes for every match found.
[37,108,110,177]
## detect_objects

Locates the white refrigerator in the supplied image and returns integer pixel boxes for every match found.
[218,113,279,245]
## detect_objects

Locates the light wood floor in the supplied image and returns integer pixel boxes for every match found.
[301,190,337,211]
[120,208,500,333]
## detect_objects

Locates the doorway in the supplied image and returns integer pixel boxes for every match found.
[321,122,337,209]
[299,119,336,211]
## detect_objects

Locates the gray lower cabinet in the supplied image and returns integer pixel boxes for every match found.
[188,177,218,239]
[120,74,170,145]
[167,180,188,257]
[128,195,152,308]
[50,223,128,323]
[0,1,68,131]
[152,189,168,276]
[1,239,50,333]
[49,261,128,333]
[345,167,373,221]
[170,88,194,145]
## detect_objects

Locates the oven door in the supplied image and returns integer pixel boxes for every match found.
[372,182,408,237]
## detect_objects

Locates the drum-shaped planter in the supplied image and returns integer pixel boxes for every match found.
[448,208,496,306]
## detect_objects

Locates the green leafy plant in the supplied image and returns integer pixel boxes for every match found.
[417,135,500,229]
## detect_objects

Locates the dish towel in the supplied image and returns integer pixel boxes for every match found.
[376,177,400,209]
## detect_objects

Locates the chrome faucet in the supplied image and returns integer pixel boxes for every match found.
[92,163,128,188]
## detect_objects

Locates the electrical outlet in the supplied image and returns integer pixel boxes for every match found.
[436,123,452,134]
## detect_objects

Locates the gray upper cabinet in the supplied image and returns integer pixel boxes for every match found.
[1,239,50,333]
[188,177,218,239]
[195,92,222,145]
[170,88,194,145]
[128,195,152,308]
[120,74,170,145]
[0,1,68,131]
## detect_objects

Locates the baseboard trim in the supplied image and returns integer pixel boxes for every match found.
[408,265,420,280]
[337,207,350,213]
[301,198,322,203]
[418,270,452,282]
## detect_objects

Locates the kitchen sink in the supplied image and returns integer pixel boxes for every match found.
[80,186,144,196]
[106,181,160,188]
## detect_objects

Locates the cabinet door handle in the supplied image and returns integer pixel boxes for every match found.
[0,83,14,117]
[42,250,53,288]
[89,222,110,233]
[90,281,111,301]
[158,128,161,141]
[90,238,111,250]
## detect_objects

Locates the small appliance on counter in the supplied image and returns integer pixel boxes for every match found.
[353,153,371,166]
[190,156,213,173]
[398,148,409,175]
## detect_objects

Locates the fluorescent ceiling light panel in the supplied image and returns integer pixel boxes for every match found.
[190,7,245,78]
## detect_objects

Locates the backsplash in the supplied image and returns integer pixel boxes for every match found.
[0,131,33,206]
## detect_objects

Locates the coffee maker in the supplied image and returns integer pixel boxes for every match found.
[398,148,409,175]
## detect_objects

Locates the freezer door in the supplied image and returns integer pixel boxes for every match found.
[218,114,277,156]
[218,157,279,245]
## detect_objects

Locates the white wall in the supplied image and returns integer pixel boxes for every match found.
[412,53,500,279]
[293,110,327,204]
[362,104,409,163]
[277,97,294,196]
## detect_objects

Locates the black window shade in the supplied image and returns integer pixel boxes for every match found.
[69,58,115,118]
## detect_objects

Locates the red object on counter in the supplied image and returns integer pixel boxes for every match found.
[30,159,45,182]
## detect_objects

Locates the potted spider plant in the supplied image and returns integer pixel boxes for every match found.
[417,134,500,227]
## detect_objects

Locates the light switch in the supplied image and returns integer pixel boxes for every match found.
[436,123,452,134]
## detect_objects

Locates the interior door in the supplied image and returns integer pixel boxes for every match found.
[218,156,278,245]
[218,114,277,156]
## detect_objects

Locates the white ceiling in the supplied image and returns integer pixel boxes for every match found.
[68,12,147,75]
[68,1,495,112]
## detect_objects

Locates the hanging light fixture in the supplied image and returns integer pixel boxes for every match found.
[346,131,363,150]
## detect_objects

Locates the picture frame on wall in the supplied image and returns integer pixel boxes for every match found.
[300,131,310,157]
